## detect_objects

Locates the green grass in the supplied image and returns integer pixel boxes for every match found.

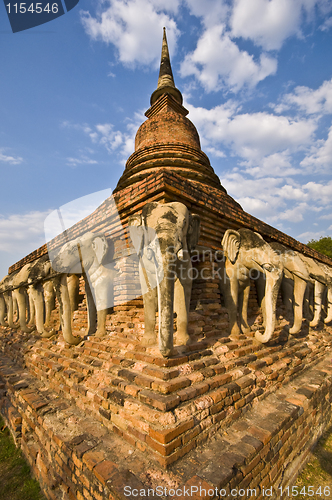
[0,415,46,500]
[291,424,332,499]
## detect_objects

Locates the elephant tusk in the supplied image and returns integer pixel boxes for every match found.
[177,249,184,261]
[146,248,154,261]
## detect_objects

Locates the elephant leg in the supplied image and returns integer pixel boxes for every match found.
[289,277,307,334]
[224,267,240,337]
[12,295,19,323]
[324,286,332,324]
[174,276,191,346]
[13,288,34,333]
[43,281,55,328]
[27,288,35,326]
[0,294,7,326]
[310,281,325,327]
[142,287,158,346]
[95,309,107,337]
[68,274,80,313]
[93,274,114,338]
[54,275,81,345]
[239,281,251,334]
[29,284,53,337]
[303,282,314,322]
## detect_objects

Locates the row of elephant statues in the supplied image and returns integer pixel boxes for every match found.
[0,201,331,357]
[0,231,116,347]
[221,228,332,343]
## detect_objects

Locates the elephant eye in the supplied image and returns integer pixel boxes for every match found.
[262,264,274,272]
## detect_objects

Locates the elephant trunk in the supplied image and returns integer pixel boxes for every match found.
[158,259,175,357]
[0,294,7,326]
[289,276,307,334]
[5,292,19,329]
[255,270,282,343]
[324,286,332,324]
[310,281,325,327]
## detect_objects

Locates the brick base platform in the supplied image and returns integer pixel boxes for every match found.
[0,335,331,500]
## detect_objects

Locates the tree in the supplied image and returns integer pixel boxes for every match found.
[307,236,332,259]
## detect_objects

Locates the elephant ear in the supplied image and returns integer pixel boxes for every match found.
[222,229,240,264]
[141,202,159,221]
[92,235,109,265]
[128,213,144,256]
[187,214,201,252]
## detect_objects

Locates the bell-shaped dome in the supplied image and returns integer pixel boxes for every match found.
[116,29,224,192]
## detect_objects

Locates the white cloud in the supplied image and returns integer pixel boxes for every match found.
[278,202,308,222]
[184,0,229,28]
[321,15,332,30]
[302,180,332,205]
[230,0,317,51]
[62,112,145,161]
[277,79,332,115]
[301,125,332,170]
[297,230,327,242]
[180,25,277,92]
[244,152,301,178]
[319,213,332,220]
[0,210,52,254]
[66,156,98,167]
[187,100,315,168]
[81,0,180,67]
[221,170,332,228]
[220,172,286,220]
[89,113,144,159]
[0,149,23,165]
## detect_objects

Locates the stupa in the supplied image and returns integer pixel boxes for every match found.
[1,28,332,500]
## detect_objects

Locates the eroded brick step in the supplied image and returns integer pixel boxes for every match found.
[3,325,331,461]
[2,349,332,495]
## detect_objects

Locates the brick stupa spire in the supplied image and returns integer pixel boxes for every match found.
[116,28,224,191]
[150,27,183,106]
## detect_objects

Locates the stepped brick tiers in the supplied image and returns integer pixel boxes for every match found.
[1,29,332,500]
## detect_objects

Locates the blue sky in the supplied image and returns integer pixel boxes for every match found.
[1,0,332,278]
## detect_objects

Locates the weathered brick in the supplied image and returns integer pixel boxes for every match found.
[93,460,118,485]
[83,450,106,471]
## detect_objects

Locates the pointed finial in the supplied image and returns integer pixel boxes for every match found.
[150,28,183,106]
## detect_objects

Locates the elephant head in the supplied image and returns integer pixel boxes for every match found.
[221,228,283,343]
[51,231,116,343]
[128,201,200,357]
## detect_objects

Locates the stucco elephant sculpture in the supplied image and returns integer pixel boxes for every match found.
[221,229,283,343]
[0,273,19,328]
[0,255,56,335]
[0,256,57,335]
[51,231,117,345]
[128,201,200,357]
[267,243,332,332]
[0,268,33,331]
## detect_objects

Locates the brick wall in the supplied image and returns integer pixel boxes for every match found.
[1,342,332,499]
